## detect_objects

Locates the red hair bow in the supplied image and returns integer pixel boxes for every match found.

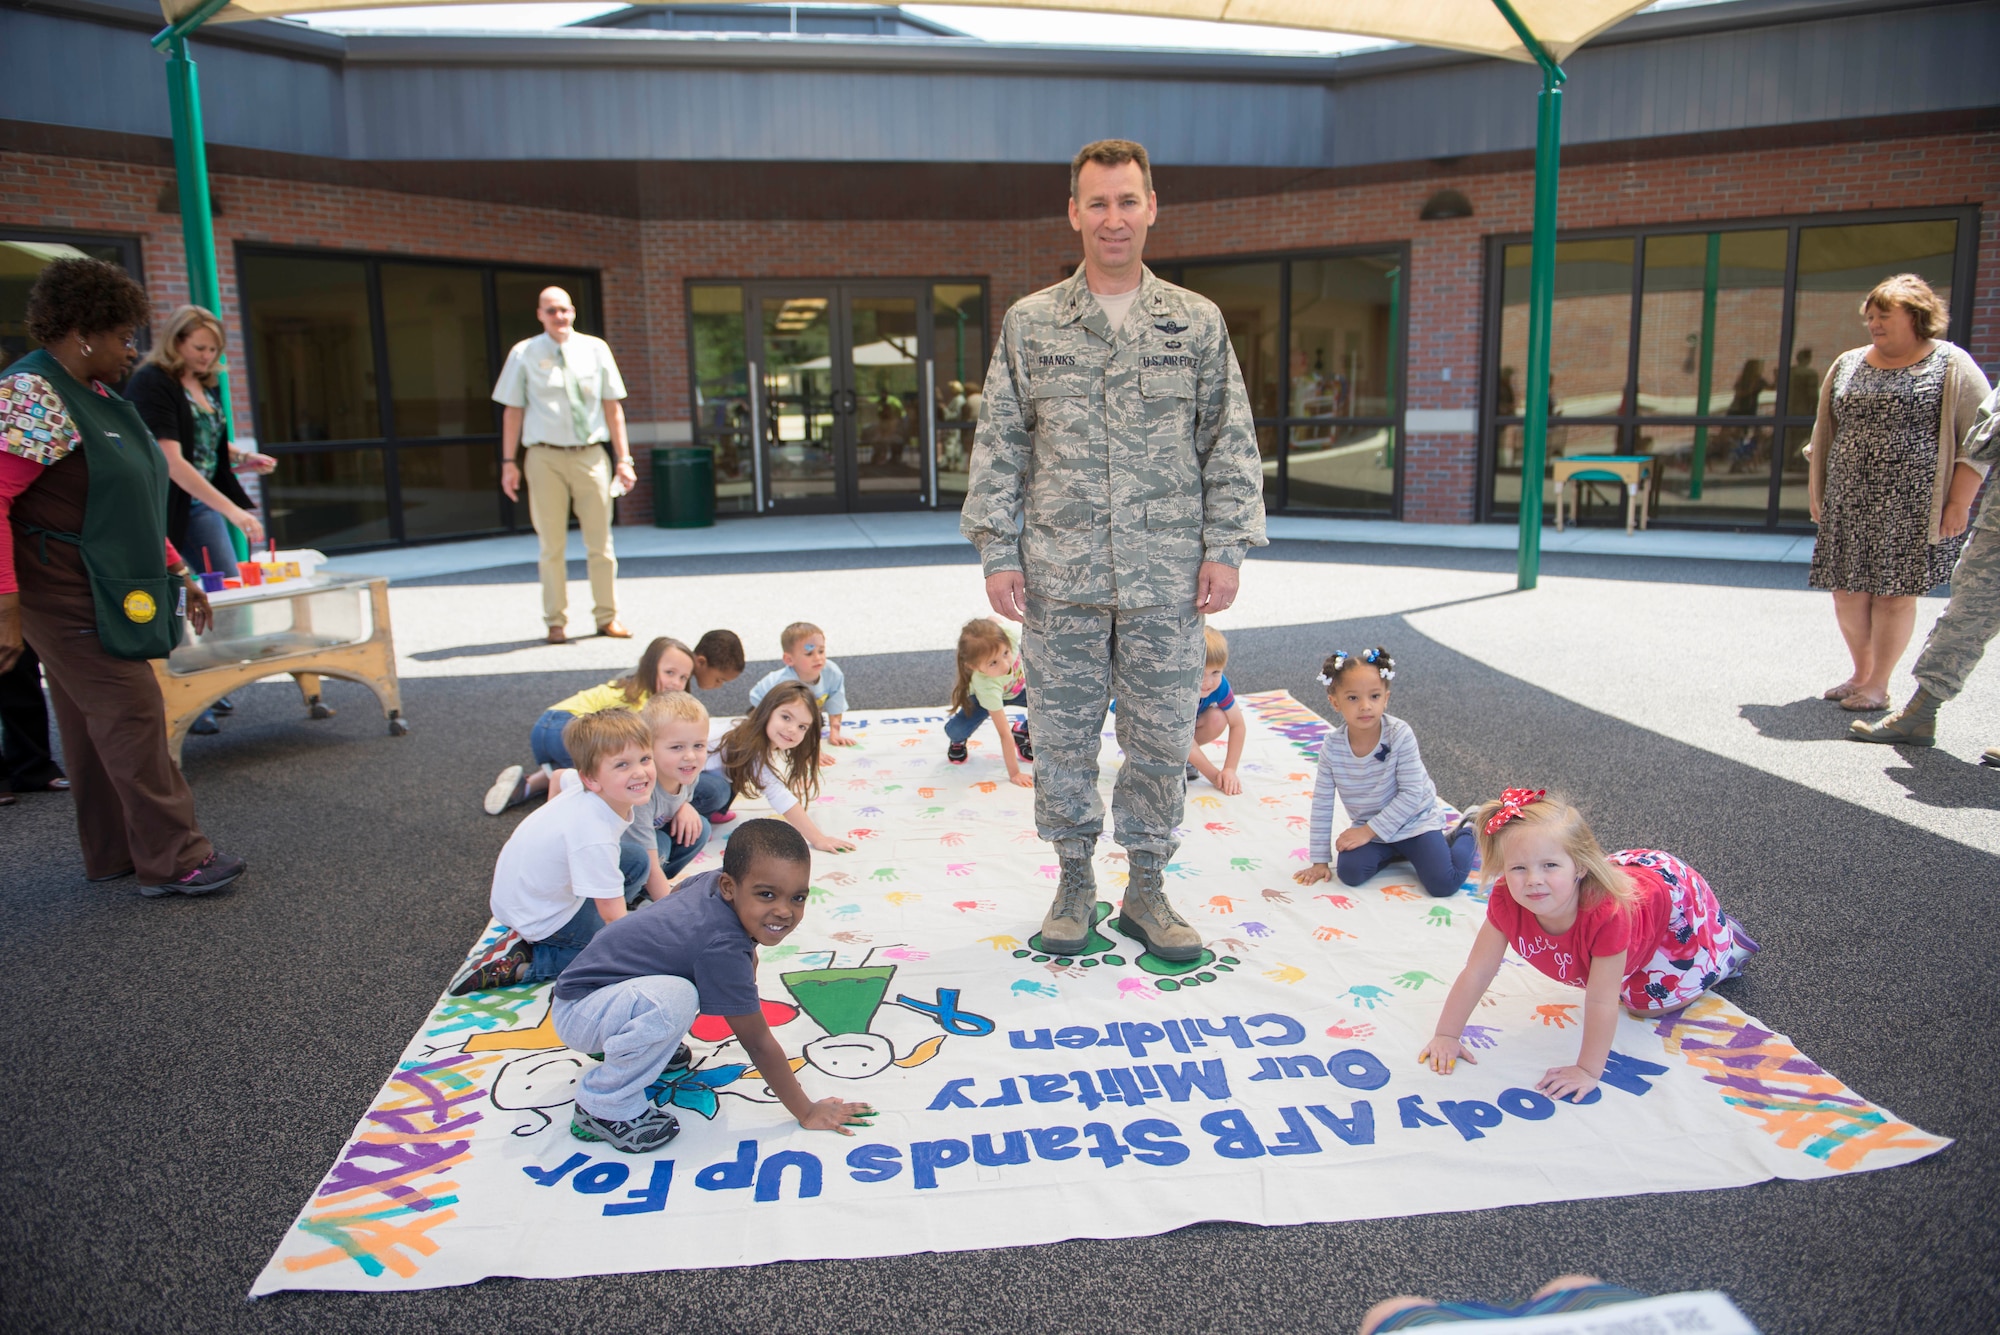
[1484,787,1547,835]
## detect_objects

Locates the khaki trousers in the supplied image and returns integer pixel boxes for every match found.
[524,443,618,629]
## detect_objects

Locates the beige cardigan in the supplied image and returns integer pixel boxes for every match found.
[1806,342,1993,545]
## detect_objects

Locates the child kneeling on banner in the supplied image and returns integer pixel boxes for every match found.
[1293,646,1476,898]
[695,681,856,852]
[1187,626,1246,793]
[945,616,1032,784]
[1417,790,1760,1102]
[550,691,712,904]
[453,710,657,994]
[550,818,877,1153]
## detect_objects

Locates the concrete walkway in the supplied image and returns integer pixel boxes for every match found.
[324,511,1811,582]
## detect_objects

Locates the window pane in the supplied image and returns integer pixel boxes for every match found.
[1290,255,1400,418]
[852,295,921,498]
[1491,423,1621,515]
[1639,423,1772,524]
[935,422,974,507]
[1286,424,1395,514]
[265,448,390,549]
[243,255,379,444]
[1776,424,1812,523]
[760,296,837,502]
[2,237,128,364]
[1788,220,1958,414]
[1179,262,1280,417]
[1638,230,1785,416]
[397,441,501,540]
[381,264,493,438]
[1258,424,1281,513]
[711,431,756,515]
[932,283,986,417]
[494,271,601,346]
[1499,239,1633,419]
[691,285,748,434]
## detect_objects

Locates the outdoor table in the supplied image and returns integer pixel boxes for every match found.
[1553,454,1654,534]
[151,571,408,765]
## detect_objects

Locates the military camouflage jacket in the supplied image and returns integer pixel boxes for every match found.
[960,264,1267,609]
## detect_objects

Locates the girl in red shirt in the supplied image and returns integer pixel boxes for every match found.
[1416,790,1758,1102]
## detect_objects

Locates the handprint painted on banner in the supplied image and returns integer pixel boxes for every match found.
[822,872,857,886]
[979,935,1023,952]
[1315,894,1355,910]
[1348,984,1394,1009]
[1426,905,1457,927]
[1286,814,1307,832]
[882,891,921,907]
[870,868,899,882]
[1325,1020,1376,1040]
[1205,822,1239,836]
[973,781,998,794]
[1381,884,1422,902]
[951,899,995,913]
[1460,1025,1501,1049]
[1191,794,1222,810]
[1229,857,1261,872]
[1536,1004,1578,1028]
[939,832,967,847]
[945,864,974,878]
[828,931,872,945]
[1012,980,1058,999]
[1117,978,1160,1001]
[832,904,861,919]
[1261,888,1292,904]
[1392,970,1444,990]
[807,885,833,904]
[1205,895,1239,914]
[847,829,880,842]
[857,806,884,817]
[1263,964,1306,985]
[1312,925,1355,942]
[1237,921,1273,938]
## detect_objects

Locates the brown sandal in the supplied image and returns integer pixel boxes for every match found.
[1840,692,1889,712]
[1822,680,1860,700]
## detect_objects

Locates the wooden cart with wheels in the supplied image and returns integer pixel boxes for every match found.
[151,573,408,766]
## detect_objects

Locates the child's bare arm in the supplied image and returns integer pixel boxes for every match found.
[990,710,1033,786]
[642,847,670,902]
[1418,923,1508,1073]
[732,1010,875,1133]
[593,893,628,924]
[783,804,856,854]
[827,713,857,746]
[1221,704,1247,773]
[1539,953,1624,1101]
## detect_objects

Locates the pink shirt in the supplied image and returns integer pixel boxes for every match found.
[1485,853,1674,988]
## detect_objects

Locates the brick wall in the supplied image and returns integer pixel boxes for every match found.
[6,127,1993,530]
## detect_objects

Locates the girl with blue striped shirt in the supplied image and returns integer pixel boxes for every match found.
[1292,646,1475,899]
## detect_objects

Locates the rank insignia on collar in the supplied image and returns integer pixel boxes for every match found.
[1154,320,1189,335]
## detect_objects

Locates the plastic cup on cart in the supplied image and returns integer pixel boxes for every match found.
[199,572,225,593]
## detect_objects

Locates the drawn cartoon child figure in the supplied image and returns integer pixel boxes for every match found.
[777,945,984,1080]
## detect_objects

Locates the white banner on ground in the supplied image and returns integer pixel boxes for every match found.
[254,694,1948,1295]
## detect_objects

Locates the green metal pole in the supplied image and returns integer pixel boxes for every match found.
[1688,230,1720,501]
[1491,0,1566,591]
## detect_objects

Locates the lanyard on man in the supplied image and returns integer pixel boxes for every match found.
[558,344,592,443]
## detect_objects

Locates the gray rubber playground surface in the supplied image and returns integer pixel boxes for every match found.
[2,541,1994,1333]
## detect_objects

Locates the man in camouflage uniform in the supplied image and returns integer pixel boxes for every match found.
[1853,380,2000,763]
[961,139,1267,960]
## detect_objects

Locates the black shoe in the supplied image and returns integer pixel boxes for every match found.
[140,851,245,898]
[571,1104,680,1154]
[667,1043,692,1074]
[87,866,136,883]
[449,939,532,996]
[1015,730,1034,763]
[947,740,968,764]
[210,695,236,716]
[189,710,221,736]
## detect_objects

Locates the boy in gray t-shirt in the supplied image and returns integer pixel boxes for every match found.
[551,819,876,1153]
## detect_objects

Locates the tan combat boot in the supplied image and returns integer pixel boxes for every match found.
[1849,687,1940,747]
[1118,862,1203,962]
[1039,855,1098,955]
[1981,744,1998,768]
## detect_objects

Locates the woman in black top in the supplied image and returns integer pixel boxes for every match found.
[126,306,275,733]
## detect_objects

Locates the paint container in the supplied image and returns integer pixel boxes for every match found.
[259,562,286,583]
[199,572,225,593]
[239,563,262,587]
[283,562,302,580]
[221,578,242,589]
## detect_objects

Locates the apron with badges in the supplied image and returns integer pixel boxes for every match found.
[7,349,183,660]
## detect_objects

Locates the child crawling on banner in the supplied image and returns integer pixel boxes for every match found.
[944,616,1033,784]
[1417,790,1760,1103]
[550,818,876,1153]
[1293,646,1477,899]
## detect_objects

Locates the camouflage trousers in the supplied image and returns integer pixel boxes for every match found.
[1914,524,2000,702]
[1021,594,1205,867]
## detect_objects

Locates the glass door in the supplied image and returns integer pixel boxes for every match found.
[746,281,935,514]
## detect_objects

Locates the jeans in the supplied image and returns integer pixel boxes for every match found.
[1337,825,1477,899]
[524,896,605,983]
[688,768,734,819]
[616,812,711,902]
[529,709,578,770]
[552,974,700,1122]
[183,499,239,578]
[945,691,1027,745]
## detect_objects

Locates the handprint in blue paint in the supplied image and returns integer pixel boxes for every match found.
[1348,984,1394,1009]
[1011,979,1059,999]
[1237,921,1273,939]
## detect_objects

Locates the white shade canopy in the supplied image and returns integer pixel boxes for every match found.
[161,0,1658,63]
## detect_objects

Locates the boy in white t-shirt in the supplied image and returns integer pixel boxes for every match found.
[450,710,656,995]
[548,691,713,905]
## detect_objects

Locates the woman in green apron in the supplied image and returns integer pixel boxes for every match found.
[0,258,245,896]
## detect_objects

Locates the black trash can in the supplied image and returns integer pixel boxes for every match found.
[651,445,716,529]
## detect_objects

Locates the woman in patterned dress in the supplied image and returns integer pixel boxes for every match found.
[1807,274,1991,712]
